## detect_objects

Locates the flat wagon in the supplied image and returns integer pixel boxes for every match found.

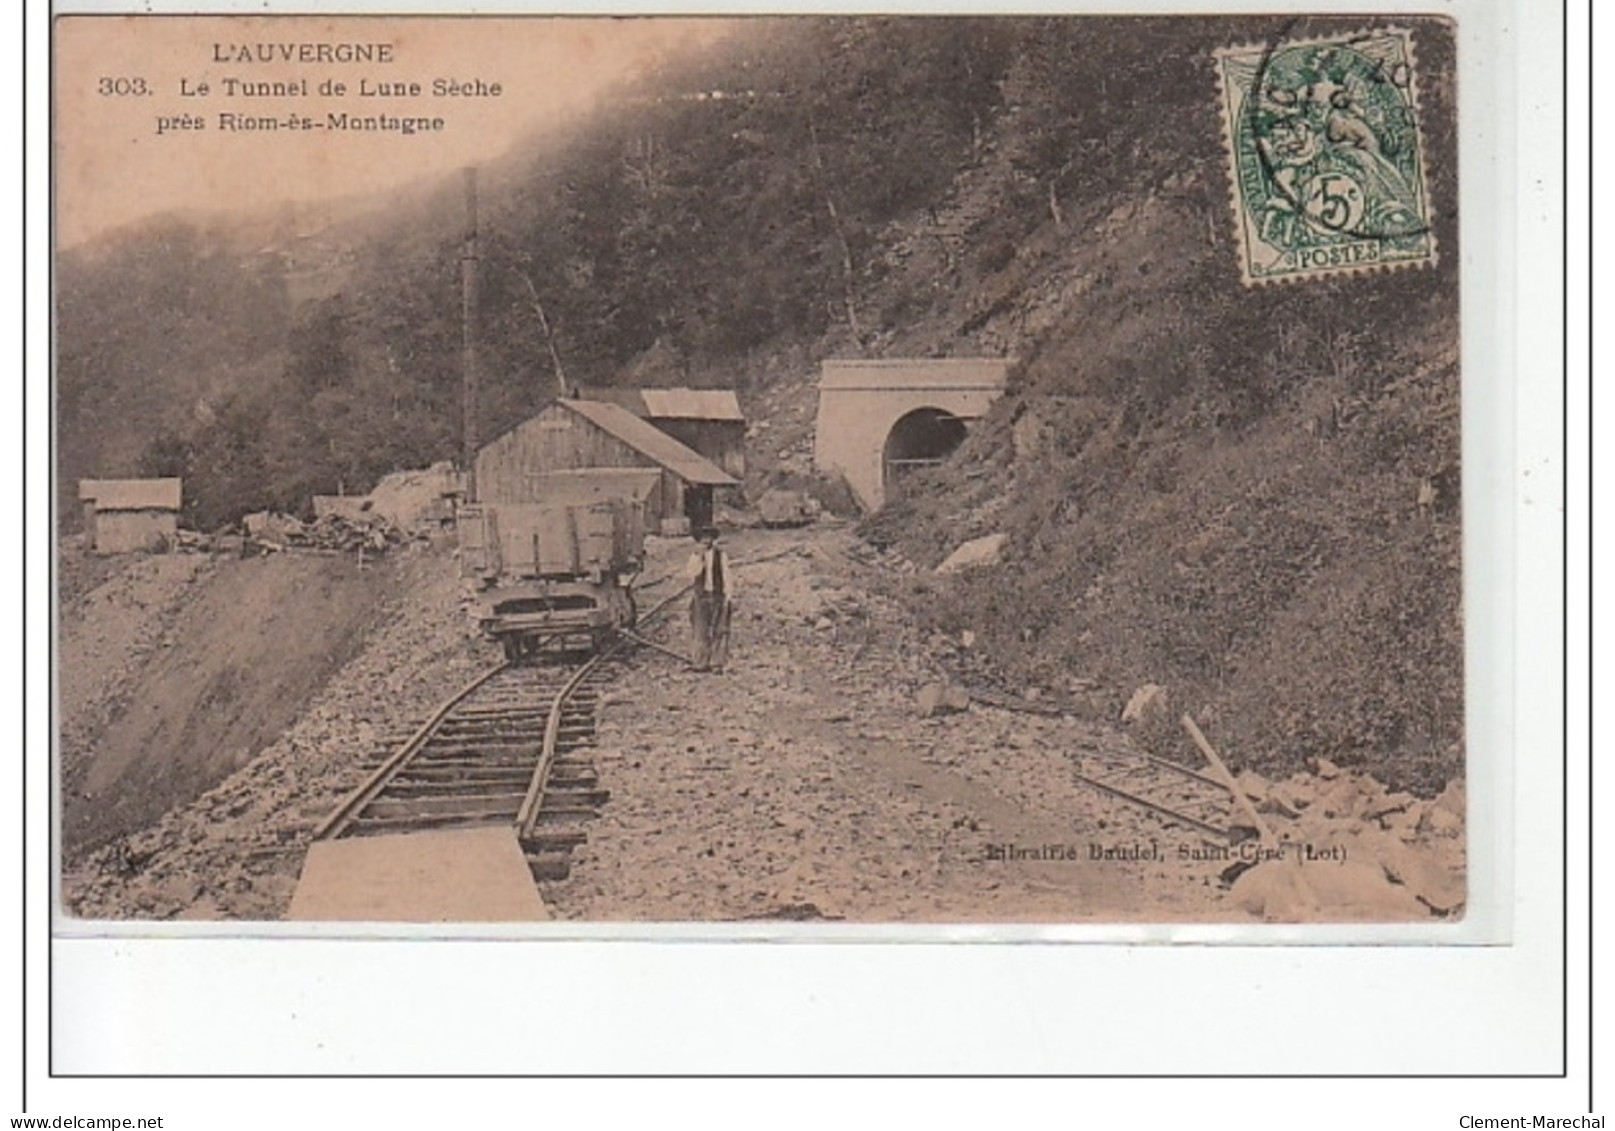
[458,470,656,659]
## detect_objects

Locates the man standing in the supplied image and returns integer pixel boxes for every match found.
[685,527,735,672]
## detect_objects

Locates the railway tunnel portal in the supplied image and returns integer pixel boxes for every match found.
[813,358,1011,511]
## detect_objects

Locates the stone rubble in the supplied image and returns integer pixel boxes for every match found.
[934,531,1007,574]
[1225,761,1466,921]
[61,551,489,920]
[59,522,1467,926]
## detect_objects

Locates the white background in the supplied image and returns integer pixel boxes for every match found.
[13,0,1593,1124]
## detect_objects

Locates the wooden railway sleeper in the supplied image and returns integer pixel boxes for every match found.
[391,765,538,781]
[533,805,600,822]
[426,732,546,748]
[542,786,611,807]
[349,812,514,835]
[380,778,535,796]
[523,829,588,850]
[363,794,528,819]
[526,854,572,882]
[409,755,541,769]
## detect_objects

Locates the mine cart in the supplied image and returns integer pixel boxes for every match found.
[458,471,654,658]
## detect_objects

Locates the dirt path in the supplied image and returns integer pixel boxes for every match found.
[541,522,1232,922]
[62,523,1461,924]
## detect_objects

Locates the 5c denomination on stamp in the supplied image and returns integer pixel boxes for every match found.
[1214,28,1436,285]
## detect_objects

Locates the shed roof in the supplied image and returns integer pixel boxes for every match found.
[640,388,745,422]
[559,400,738,487]
[575,386,745,423]
[78,478,182,511]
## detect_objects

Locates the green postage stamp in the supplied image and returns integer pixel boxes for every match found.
[1214,28,1437,285]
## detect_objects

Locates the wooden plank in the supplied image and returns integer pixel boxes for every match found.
[364,792,527,819]
[1180,714,1277,845]
[289,827,549,922]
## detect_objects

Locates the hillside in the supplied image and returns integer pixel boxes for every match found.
[56,15,1461,791]
[58,546,412,857]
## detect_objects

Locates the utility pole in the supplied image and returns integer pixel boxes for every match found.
[460,166,481,503]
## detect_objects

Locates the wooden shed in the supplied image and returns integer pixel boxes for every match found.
[575,387,746,481]
[78,478,182,554]
[474,400,738,535]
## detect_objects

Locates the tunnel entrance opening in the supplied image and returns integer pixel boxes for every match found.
[883,407,967,500]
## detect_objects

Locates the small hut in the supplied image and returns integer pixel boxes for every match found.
[78,478,182,554]
[475,399,738,535]
[575,387,746,481]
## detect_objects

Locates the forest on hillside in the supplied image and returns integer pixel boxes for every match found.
[60,19,1009,525]
[58,16,1407,529]
[58,16,1463,784]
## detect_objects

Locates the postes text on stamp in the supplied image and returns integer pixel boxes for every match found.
[1215,28,1436,285]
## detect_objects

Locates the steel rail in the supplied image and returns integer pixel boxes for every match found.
[514,580,691,843]
[1070,767,1232,840]
[515,654,604,840]
[321,575,688,850]
[635,580,693,625]
[311,661,512,841]
[1085,747,1234,794]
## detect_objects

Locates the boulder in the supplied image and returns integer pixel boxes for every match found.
[916,681,971,718]
[161,875,204,907]
[716,504,762,529]
[1120,683,1169,725]
[1273,775,1317,812]
[1257,793,1303,820]
[757,489,818,528]
[935,533,1007,575]
[175,895,224,921]
[1377,840,1466,914]
[1234,853,1429,921]
[1307,858,1430,920]
[1381,801,1426,838]
[1229,860,1319,920]
[243,511,303,544]
[1418,804,1463,837]
[1434,778,1466,818]
[1316,775,1368,819]
[1236,769,1271,803]
[1012,410,1046,462]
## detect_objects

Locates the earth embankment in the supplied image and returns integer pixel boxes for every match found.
[60,548,406,858]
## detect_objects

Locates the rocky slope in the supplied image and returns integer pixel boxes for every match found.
[62,524,1463,924]
[61,547,484,919]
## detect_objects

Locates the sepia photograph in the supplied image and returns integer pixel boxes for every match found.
[54,13,1468,928]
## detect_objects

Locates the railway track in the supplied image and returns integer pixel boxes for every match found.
[1071,746,1243,842]
[311,658,613,881]
[311,585,691,884]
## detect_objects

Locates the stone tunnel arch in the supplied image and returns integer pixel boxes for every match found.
[813,358,1012,511]
[882,407,968,498]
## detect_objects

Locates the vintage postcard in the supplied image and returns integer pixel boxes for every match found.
[54,13,1468,929]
